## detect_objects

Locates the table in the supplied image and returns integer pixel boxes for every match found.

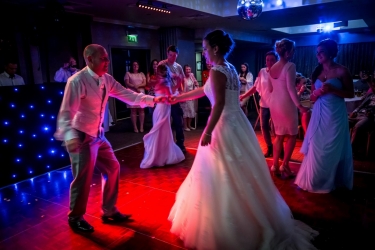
[345,96,363,113]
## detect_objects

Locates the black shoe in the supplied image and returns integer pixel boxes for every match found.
[264,146,273,158]
[178,146,187,154]
[102,212,132,223]
[68,218,94,232]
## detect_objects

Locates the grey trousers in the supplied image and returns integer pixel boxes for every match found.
[67,130,120,219]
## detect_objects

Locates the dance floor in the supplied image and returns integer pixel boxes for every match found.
[0,127,375,250]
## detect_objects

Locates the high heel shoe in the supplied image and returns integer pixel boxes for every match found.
[279,165,296,178]
[270,165,280,176]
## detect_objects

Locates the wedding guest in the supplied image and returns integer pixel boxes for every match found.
[268,38,309,178]
[353,70,370,93]
[54,44,164,232]
[146,59,159,97]
[296,75,312,135]
[0,59,25,86]
[202,63,211,85]
[181,64,199,131]
[124,60,147,133]
[295,39,354,193]
[349,76,375,158]
[54,56,79,82]
[240,51,278,157]
[158,45,186,153]
[238,62,253,115]
[146,59,158,117]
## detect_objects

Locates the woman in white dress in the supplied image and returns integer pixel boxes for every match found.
[168,30,318,250]
[180,64,199,131]
[124,60,147,132]
[140,64,185,169]
[268,39,309,178]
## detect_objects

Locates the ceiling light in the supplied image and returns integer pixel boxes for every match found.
[136,1,171,14]
[272,19,367,34]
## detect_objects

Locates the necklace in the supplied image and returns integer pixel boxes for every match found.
[323,64,336,80]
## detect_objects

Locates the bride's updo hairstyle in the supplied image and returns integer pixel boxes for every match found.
[203,30,235,58]
[311,39,339,83]
[275,38,295,57]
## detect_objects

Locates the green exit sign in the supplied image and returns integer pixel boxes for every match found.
[127,35,138,43]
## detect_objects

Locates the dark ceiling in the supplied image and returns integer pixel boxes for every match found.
[3,0,375,38]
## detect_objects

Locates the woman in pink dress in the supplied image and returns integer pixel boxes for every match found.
[124,60,147,132]
[268,39,309,178]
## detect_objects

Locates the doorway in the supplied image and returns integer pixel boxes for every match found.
[110,47,151,121]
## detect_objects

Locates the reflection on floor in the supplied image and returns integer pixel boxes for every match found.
[0,125,374,250]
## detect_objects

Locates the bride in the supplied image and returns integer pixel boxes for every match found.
[168,30,318,250]
[140,64,185,169]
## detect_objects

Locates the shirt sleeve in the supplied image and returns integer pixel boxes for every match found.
[286,63,301,107]
[54,68,67,82]
[109,77,154,108]
[19,76,25,85]
[54,79,82,141]
[246,72,253,89]
[254,73,260,88]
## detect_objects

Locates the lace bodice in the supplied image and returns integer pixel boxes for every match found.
[204,63,241,112]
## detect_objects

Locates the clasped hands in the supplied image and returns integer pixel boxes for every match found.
[153,95,180,104]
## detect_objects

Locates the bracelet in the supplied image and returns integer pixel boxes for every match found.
[312,90,320,97]
[204,133,211,137]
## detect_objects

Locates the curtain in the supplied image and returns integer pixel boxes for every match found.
[254,42,375,79]
[158,28,178,60]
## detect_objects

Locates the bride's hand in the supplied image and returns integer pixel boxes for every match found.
[201,132,211,146]
[168,95,178,104]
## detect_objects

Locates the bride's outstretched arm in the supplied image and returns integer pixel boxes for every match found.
[173,87,205,102]
[201,70,226,146]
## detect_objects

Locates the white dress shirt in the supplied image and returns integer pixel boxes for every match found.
[0,72,25,86]
[54,67,79,82]
[254,68,272,108]
[54,66,154,141]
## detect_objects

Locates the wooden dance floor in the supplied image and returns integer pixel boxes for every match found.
[0,127,375,250]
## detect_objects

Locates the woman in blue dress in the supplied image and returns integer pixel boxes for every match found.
[295,39,354,193]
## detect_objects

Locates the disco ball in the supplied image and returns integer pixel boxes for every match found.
[237,0,263,20]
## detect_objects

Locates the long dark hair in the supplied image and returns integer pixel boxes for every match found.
[311,39,338,83]
[239,62,249,77]
[149,59,158,76]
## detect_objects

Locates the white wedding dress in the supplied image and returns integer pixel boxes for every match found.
[140,94,185,168]
[168,63,318,250]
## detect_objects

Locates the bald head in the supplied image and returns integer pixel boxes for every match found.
[84,44,105,62]
[83,44,110,76]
